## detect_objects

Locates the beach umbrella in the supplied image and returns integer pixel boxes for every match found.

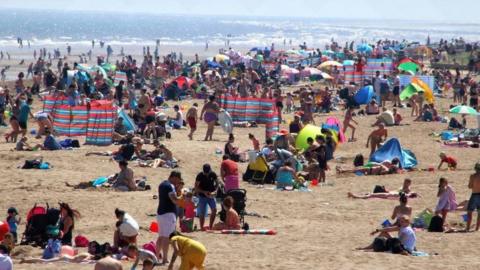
[286,49,301,55]
[283,68,299,75]
[400,83,424,101]
[398,62,420,74]
[449,105,477,115]
[412,77,434,103]
[301,67,322,76]
[318,60,343,69]
[207,61,221,68]
[357,44,373,53]
[320,72,332,80]
[101,63,117,72]
[343,60,354,66]
[214,54,229,62]
[203,70,220,77]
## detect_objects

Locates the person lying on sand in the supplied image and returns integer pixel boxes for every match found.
[348,179,417,199]
[336,158,401,175]
[138,143,177,168]
[20,252,96,264]
[358,215,416,255]
[94,256,123,270]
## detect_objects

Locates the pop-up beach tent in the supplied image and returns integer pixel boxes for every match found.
[370,138,417,169]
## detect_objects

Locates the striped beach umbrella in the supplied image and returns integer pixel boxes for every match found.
[449,105,477,115]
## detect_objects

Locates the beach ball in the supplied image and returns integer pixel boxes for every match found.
[149,221,159,233]
[295,124,323,151]
[30,129,37,135]
[0,221,9,241]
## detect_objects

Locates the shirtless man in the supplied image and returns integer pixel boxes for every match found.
[200,95,219,141]
[366,123,388,156]
[343,107,358,142]
[186,103,198,140]
[138,88,151,118]
[466,162,480,231]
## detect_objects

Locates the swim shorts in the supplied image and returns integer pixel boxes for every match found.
[467,193,480,212]
[157,212,176,237]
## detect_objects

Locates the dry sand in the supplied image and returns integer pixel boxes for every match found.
[1,49,480,269]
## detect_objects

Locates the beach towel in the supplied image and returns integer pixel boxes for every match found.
[369,138,417,169]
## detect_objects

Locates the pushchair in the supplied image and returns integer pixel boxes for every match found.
[21,203,61,247]
[219,189,247,227]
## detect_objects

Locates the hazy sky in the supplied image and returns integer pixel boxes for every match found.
[1,0,478,21]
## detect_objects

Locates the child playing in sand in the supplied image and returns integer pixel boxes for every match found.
[6,207,20,242]
[213,196,241,230]
[126,244,158,269]
[393,108,402,125]
[438,152,457,170]
[168,231,207,270]
[186,103,198,140]
[343,107,358,142]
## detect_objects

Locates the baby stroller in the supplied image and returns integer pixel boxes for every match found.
[219,189,247,227]
[21,203,61,247]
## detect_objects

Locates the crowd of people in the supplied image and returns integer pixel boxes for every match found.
[2,34,480,269]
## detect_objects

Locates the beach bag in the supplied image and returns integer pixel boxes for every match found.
[428,216,444,232]
[72,140,80,148]
[372,237,388,252]
[75,235,89,247]
[42,239,61,259]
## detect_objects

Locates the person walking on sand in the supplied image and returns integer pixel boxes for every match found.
[465,163,480,231]
[156,171,182,264]
[343,107,358,142]
[200,95,219,141]
[366,123,388,156]
[186,103,198,140]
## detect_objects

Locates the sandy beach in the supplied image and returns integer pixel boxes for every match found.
[1,73,480,269]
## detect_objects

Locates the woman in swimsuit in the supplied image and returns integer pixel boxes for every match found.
[200,95,219,141]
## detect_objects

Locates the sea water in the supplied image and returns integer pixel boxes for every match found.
[0,9,479,48]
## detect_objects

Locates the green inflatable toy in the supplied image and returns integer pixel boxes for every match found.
[295,124,323,150]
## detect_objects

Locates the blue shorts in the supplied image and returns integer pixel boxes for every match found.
[467,193,480,212]
[197,196,216,217]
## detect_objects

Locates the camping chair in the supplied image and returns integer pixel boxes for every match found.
[246,155,270,184]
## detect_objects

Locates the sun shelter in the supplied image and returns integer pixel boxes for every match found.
[370,138,417,169]
[219,95,279,139]
[43,96,117,145]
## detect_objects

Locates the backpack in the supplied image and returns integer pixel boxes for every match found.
[42,239,62,259]
[372,237,388,252]
[428,216,444,232]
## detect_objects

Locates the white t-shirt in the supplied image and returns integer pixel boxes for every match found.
[379,111,395,126]
[0,254,13,270]
[119,213,139,237]
[175,111,184,127]
[399,226,416,252]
